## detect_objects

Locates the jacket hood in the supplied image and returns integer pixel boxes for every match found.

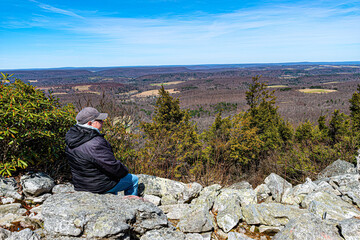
[65,125,103,148]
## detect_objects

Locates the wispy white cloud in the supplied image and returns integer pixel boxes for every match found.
[29,0,84,18]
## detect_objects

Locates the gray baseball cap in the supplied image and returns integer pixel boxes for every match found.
[76,107,108,124]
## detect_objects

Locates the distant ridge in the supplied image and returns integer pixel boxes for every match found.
[2,61,360,72]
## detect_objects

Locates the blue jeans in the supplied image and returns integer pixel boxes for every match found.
[106,174,139,196]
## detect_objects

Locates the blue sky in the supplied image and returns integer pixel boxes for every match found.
[1,0,359,69]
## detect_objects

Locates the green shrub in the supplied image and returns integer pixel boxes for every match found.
[0,74,76,176]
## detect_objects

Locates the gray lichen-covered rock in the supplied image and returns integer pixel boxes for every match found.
[0,177,22,200]
[177,204,214,233]
[254,184,271,202]
[281,178,317,205]
[339,217,360,240]
[273,213,342,240]
[242,203,307,227]
[140,228,186,240]
[213,189,243,232]
[227,232,255,240]
[144,194,161,206]
[0,228,11,239]
[329,174,360,208]
[160,204,192,220]
[314,180,341,196]
[8,228,41,240]
[229,181,253,190]
[42,192,169,238]
[138,174,202,205]
[259,225,283,234]
[191,184,221,210]
[21,172,55,197]
[185,233,205,240]
[0,203,21,215]
[25,193,52,204]
[264,173,292,202]
[318,159,356,179]
[52,183,75,194]
[301,191,360,221]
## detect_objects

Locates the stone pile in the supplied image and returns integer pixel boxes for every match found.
[0,159,360,239]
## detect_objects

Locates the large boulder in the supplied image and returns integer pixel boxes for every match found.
[264,173,292,202]
[281,178,317,205]
[52,183,75,194]
[191,184,222,210]
[177,204,214,233]
[273,213,342,240]
[213,189,243,232]
[254,184,271,202]
[20,173,55,197]
[159,204,192,219]
[317,159,356,179]
[313,180,341,196]
[328,174,360,208]
[301,191,360,221]
[138,174,202,205]
[339,217,360,240]
[42,192,169,238]
[242,203,307,227]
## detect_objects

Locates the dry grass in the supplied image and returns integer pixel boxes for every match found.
[150,81,185,86]
[133,89,180,97]
[118,90,138,96]
[298,89,337,94]
[73,85,92,91]
[323,81,339,84]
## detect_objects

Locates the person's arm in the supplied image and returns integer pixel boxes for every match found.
[90,137,129,179]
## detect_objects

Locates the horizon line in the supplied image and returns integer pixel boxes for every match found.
[2,60,360,72]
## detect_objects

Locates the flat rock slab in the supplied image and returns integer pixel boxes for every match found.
[242,203,307,227]
[273,213,342,240]
[42,192,169,239]
[302,191,360,221]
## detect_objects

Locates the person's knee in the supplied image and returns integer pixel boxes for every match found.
[132,174,139,186]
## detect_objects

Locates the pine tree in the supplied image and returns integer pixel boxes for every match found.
[349,84,360,129]
[245,76,292,154]
[140,86,202,179]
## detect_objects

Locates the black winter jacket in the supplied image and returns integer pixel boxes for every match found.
[65,125,129,193]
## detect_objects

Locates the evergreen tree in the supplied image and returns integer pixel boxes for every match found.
[245,76,292,155]
[349,84,360,129]
[140,86,202,179]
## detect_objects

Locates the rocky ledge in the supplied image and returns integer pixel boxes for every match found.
[0,159,360,239]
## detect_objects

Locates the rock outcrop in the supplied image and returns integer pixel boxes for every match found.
[0,159,360,239]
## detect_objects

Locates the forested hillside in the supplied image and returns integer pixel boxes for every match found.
[1,72,360,186]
